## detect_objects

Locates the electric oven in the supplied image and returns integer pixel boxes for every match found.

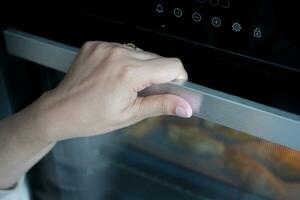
[1,1,300,199]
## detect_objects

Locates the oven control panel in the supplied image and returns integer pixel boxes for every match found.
[151,0,265,51]
[3,1,299,71]
[76,0,299,71]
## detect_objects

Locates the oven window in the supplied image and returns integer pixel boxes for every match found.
[121,117,300,200]
[28,116,300,200]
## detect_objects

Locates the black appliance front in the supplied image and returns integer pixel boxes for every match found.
[2,1,300,114]
[1,1,300,200]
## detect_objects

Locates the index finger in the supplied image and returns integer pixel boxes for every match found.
[131,57,188,92]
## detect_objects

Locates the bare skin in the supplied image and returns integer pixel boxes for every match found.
[0,41,192,189]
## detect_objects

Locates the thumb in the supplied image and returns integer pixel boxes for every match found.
[134,94,192,119]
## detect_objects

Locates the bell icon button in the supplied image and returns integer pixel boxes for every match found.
[156,4,164,14]
[253,27,262,38]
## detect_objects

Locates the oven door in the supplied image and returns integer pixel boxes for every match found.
[4,28,300,200]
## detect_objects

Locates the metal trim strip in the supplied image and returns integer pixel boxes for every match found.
[4,28,300,151]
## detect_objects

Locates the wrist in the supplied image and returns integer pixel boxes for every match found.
[18,91,59,145]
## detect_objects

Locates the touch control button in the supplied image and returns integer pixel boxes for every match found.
[253,27,262,38]
[173,8,183,18]
[232,22,242,32]
[212,17,222,27]
[192,12,202,22]
[156,4,164,14]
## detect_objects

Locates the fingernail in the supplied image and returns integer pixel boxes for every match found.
[176,106,192,118]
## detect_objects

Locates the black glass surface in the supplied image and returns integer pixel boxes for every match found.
[1,2,300,115]
[63,0,300,71]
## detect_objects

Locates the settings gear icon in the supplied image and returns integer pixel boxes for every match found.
[232,22,242,32]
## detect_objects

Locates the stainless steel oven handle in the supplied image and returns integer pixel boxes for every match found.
[4,28,300,151]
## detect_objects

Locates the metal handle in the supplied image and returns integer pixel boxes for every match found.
[4,28,300,151]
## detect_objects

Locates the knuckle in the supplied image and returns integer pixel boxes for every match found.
[132,98,144,119]
[171,58,184,67]
[88,43,122,60]
[108,46,126,58]
[156,97,170,115]
[170,58,187,79]
[93,42,111,54]
[82,41,96,50]
[120,64,137,80]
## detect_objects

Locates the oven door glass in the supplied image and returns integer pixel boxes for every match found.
[26,115,300,200]
[117,116,300,200]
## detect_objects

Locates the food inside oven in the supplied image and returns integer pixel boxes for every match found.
[121,117,300,200]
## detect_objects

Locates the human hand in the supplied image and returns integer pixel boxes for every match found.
[34,41,192,142]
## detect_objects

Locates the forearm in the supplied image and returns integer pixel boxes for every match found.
[0,99,55,189]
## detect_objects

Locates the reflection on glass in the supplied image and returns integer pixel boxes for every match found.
[122,116,300,200]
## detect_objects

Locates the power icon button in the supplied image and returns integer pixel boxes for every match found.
[173,8,183,18]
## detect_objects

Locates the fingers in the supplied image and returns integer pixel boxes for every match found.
[130,57,188,91]
[82,41,188,94]
[130,50,160,60]
[113,42,160,60]
[133,94,192,119]
[102,42,188,92]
